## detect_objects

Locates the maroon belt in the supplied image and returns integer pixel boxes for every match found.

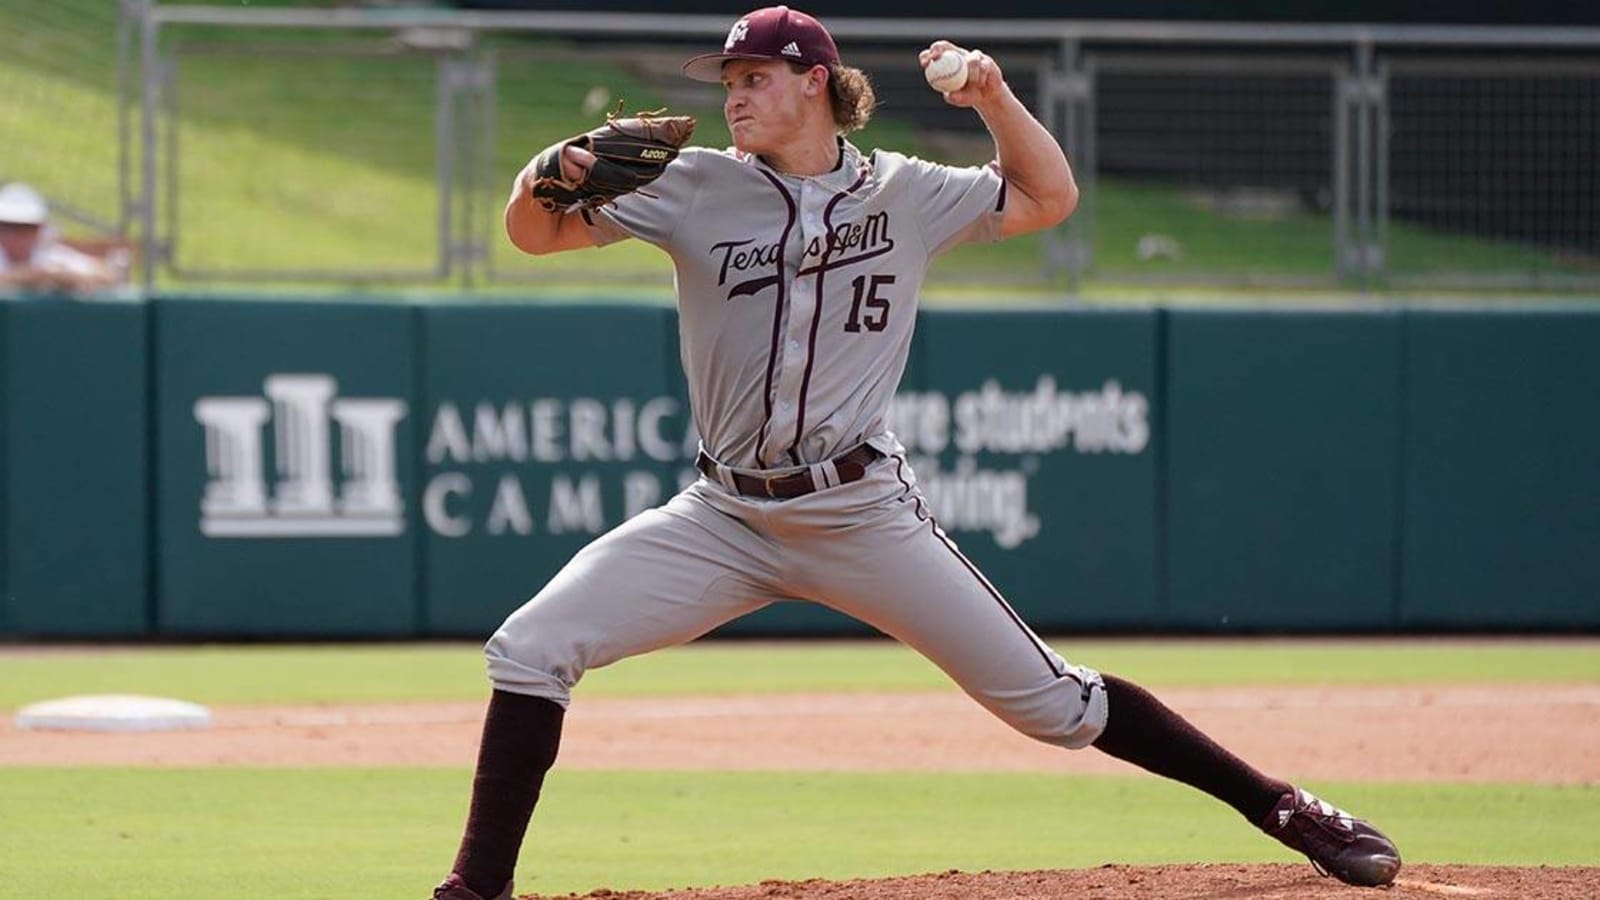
[696,444,883,500]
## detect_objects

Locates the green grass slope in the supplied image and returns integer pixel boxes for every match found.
[0,0,1588,293]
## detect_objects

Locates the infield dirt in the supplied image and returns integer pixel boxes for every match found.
[523,864,1600,899]
[4,684,1596,783]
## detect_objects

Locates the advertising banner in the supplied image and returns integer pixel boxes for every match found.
[415,306,1166,637]
[909,308,1161,630]
[418,303,696,634]
[154,299,418,635]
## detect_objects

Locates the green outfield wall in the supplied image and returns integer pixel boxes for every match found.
[0,296,1595,638]
[1,304,8,632]
[1400,309,1600,628]
[1165,310,1403,630]
[1,300,149,636]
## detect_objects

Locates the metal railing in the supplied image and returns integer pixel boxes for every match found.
[114,3,1600,292]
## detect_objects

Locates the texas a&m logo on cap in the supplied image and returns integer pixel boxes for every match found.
[683,5,842,83]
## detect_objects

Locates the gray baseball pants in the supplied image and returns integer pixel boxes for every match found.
[486,453,1107,750]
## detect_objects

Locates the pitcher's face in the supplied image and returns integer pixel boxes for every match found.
[722,59,824,156]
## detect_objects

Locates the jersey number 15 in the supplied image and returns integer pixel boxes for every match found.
[844,274,894,333]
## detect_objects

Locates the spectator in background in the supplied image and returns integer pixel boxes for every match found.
[0,182,118,294]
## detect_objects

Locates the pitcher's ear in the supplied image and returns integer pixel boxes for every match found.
[807,64,830,96]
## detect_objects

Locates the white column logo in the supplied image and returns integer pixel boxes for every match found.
[195,374,408,538]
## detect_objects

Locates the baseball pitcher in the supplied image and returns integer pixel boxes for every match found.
[431,7,1401,898]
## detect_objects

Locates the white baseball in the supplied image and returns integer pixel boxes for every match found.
[924,50,968,94]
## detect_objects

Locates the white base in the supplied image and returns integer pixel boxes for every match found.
[14,694,212,732]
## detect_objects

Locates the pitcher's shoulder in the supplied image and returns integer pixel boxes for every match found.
[864,147,948,183]
[685,146,749,167]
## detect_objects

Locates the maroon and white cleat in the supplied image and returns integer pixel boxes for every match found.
[1262,788,1402,887]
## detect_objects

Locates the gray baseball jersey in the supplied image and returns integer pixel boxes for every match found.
[584,140,1001,470]
[488,139,1108,751]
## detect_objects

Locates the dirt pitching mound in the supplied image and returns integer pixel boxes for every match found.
[522,864,1600,900]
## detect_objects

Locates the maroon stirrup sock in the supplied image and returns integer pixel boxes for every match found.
[449,690,565,897]
[1092,673,1288,822]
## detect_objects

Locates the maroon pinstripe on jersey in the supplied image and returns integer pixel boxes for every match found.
[791,167,870,463]
[752,168,799,466]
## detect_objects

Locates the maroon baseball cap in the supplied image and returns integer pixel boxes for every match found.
[682,6,840,83]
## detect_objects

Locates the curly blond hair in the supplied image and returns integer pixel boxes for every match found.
[827,64,877,134]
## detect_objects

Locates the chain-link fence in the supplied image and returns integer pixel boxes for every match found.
[160,35,446,281]
[1385,57,1600,288]
[1086,54,1344,286]
[9,3,1598,292]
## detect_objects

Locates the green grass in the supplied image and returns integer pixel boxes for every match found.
[0,638,1593,894]
[1,639,1595,710]
[2,0,1589,294]
[0,769,1593,896]
[1083,180,1598,281]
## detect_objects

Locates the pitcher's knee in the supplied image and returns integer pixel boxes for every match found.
[484,630,580,708]
[482,602,590,709]
[998,666,1109,750]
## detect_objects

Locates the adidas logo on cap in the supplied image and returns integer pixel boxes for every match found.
[780,41,802,57]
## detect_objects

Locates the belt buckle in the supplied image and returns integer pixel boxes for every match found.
[761,473,785,498]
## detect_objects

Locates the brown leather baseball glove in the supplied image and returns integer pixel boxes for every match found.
[527,106,696,212]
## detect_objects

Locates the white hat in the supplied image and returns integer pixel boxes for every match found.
[0,182,49,225]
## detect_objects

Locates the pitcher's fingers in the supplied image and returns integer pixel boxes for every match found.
[920,40,964,67]
[966,51,997,90]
